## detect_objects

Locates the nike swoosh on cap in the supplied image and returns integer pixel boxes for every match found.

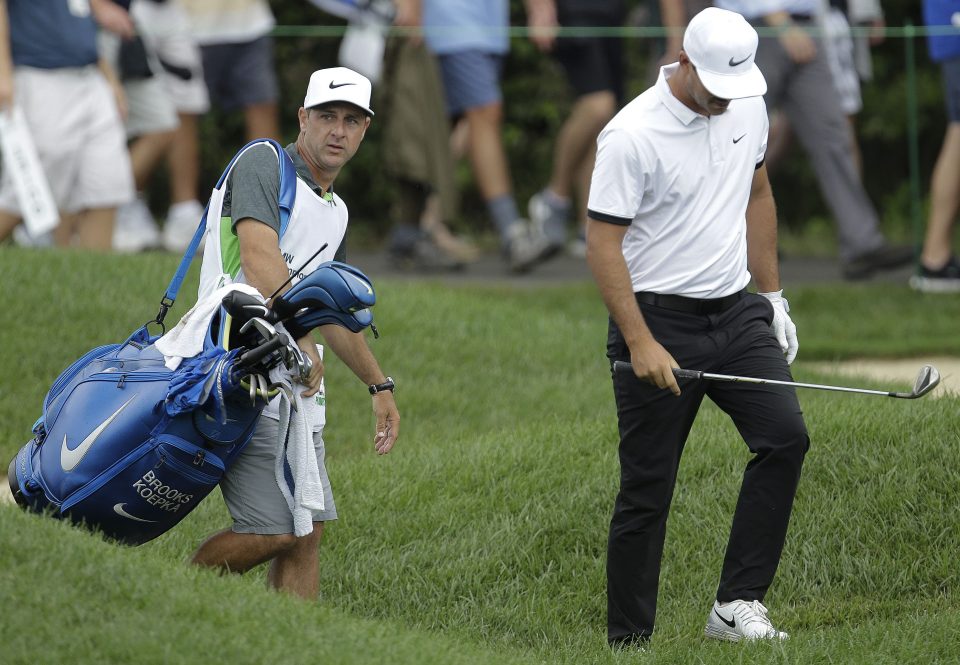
[715,608,737,628]
[728,55,751,67]
[60,396,137,472]
[113,503,157,522]
[328,81,356,89]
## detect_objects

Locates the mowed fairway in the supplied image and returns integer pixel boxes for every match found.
[1,248,958,665]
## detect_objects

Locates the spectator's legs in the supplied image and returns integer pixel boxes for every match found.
[920,122,960,270]
[548,90,616,201]
[465,101,511,203]
[129,131,176,189]
[168,113,201,206]
[0,213,19,243]
[54,208,115,250]
[244,101,280,142]
[776,49,887,261]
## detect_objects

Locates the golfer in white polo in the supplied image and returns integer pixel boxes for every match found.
[586,7,807,646]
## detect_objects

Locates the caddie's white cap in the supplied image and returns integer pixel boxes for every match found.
[683,7,767,100]
[303,66,375,116]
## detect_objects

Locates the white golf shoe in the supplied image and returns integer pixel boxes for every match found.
[704,599,789,642]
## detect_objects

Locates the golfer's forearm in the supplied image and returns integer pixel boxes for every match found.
[746,201,780,292]
[587,247,654,350]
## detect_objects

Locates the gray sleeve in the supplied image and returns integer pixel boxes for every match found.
[223,144,282,236]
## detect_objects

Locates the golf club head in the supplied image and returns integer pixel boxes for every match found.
[907,365,940,399]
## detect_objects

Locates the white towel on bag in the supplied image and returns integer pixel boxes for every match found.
[155,282,262,370]
[271,355,325,537]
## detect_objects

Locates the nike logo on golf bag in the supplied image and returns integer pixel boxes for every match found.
[729,55,751,67]
[113,503,157,523]
[328,81,355,89]
[714,608,737,628]
[60,396,137,471]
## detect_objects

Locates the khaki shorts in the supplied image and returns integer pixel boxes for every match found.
[220,416,337,535]
[0,66,134,215]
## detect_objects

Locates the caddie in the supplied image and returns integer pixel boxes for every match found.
[190,66,400,599]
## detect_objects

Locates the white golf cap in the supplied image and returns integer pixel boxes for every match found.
[682,7,767,100]
[303,66,375,116]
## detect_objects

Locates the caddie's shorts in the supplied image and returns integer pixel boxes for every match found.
[220,416,337,535]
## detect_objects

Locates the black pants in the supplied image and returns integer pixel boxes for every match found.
[606,293,809,645]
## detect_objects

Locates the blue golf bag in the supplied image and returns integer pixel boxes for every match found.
[7,139,378,546]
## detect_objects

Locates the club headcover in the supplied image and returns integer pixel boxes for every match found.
[271,261,376,337]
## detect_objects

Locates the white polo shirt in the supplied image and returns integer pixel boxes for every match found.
[587,64,768,299]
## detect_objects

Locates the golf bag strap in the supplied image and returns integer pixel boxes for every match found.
[153,139,297,329]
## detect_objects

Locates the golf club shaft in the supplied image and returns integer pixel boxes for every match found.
[612,361,903,397]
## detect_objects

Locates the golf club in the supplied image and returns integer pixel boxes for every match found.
[611,361,941,399]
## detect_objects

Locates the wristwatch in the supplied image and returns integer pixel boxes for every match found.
[368,377,395,395]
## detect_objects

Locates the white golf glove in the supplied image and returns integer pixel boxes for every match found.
[760,290,798,364]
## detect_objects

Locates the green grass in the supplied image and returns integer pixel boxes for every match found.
[1,248,958,664]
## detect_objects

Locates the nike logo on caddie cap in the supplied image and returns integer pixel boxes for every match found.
[714,608,737,628]
[328,81,355,89]
[729,55,751,67]
[60,396,136,471]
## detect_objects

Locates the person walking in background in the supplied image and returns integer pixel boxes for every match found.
[0,0,134,250]
[105,0,212,254]
[189,66,399,599]
[526,0,627,259]
[380,0,472,271]
[100,0,180,253]
[586,8,808,646]
[911,0,960,292]
[703,0,912,280]
[164,0,280,252]
[421,0,561,273]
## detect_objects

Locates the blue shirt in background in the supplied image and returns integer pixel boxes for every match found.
[422,0,510,56]
[8,0,99,69]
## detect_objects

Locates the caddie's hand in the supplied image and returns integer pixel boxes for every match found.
[372,391,399,455]
[760,290,799,364]
[296,336,324,397]
[629,340,681,396]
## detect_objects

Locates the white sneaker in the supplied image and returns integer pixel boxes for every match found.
[114,196,161,253]
[704,600,789,642]
[13,225,53,247]
[503,219,561,273]
[527,189,569,246]
[162,199,205,253]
